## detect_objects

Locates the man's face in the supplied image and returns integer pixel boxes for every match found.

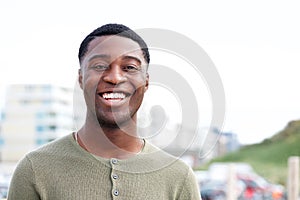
[79,35,149,128]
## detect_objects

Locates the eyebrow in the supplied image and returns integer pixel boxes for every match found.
[122,55,142,65]
[88,54,142,65]
[87,54,111,62]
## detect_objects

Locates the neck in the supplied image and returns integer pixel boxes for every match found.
[77,118,144,159]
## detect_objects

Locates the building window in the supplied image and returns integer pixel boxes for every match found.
[25,85,34,92]
[21,99,30,104]
[42,85,51,92]
[48,112,56,117]
[36,125,44,132]
[0,136,4,146]
[42,99,51,104]
[1,112,5,120]
[36,112,45,119]
[35,138,44,145]
[49,125,57,131]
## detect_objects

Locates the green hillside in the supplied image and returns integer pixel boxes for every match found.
[206,120,300,185]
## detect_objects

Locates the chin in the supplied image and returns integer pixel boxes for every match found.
[96,113,134,129]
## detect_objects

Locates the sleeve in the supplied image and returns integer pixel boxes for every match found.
[178,167,202,200]
[7,156,41,200]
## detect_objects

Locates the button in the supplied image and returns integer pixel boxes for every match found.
[112,174,118,179]
[113,189,119,196]
[112,174,119,180]
[111,158,118,164]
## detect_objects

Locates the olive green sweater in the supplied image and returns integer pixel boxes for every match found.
[8,134,201,200]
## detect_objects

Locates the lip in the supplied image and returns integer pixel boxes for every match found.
[96,89,132,107]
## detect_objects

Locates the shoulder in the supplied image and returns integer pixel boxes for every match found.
[12,133,91,178]
[28,133,74,155]
[22,133,81,166]
[140,140,192,175]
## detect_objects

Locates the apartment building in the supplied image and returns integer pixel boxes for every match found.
[0,84,75,162]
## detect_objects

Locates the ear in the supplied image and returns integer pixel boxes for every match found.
[78,68,83,89]
[144,73,149,92]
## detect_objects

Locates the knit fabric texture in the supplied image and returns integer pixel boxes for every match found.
[8,134,201,200]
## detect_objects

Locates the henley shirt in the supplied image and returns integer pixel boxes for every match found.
[8,134,201,200]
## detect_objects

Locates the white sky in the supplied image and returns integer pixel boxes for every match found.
[0,0,299,144]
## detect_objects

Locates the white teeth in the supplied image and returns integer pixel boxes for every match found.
[102,93,126,99]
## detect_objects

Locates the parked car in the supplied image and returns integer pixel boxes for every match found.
[199,163,286,200]
[238,174,286,200]
[201,179,246,200]
[201,180,227,200]
[0,174,11,199]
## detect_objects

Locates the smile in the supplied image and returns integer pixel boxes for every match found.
[102,92,126,100]
[98,91,131,106]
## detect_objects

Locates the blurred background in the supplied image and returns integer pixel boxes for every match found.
[0,0,299,199]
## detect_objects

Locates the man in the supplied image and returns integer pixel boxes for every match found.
[8,23,201,199]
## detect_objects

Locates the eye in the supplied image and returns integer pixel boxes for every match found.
[123,65,140,72]
[92,64,109,71]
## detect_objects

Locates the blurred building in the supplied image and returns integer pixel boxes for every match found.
[0,84,74,162]
[216,130,240,156]
[137,105,241,167]
[203,128,240,161]
[147,122,204,167]
[167,127,240,166]
[138,106,205,167]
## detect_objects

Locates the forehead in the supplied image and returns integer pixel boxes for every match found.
[84,35,144,62]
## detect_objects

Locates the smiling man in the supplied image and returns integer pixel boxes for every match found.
[77,34,149,159]
[8,24,201,200]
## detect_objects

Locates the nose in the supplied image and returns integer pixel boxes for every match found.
[102,65,127,85]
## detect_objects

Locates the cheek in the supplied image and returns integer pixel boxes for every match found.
[82,73,101,90]
[132,74,148,89]
[133,85,147,102]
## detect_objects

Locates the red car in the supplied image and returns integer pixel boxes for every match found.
[238,174,286,200]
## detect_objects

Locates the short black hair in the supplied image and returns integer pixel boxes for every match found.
[78,23,150,64]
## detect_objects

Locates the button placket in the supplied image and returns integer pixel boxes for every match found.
[111,172,120,198]
[110,158,120,198]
